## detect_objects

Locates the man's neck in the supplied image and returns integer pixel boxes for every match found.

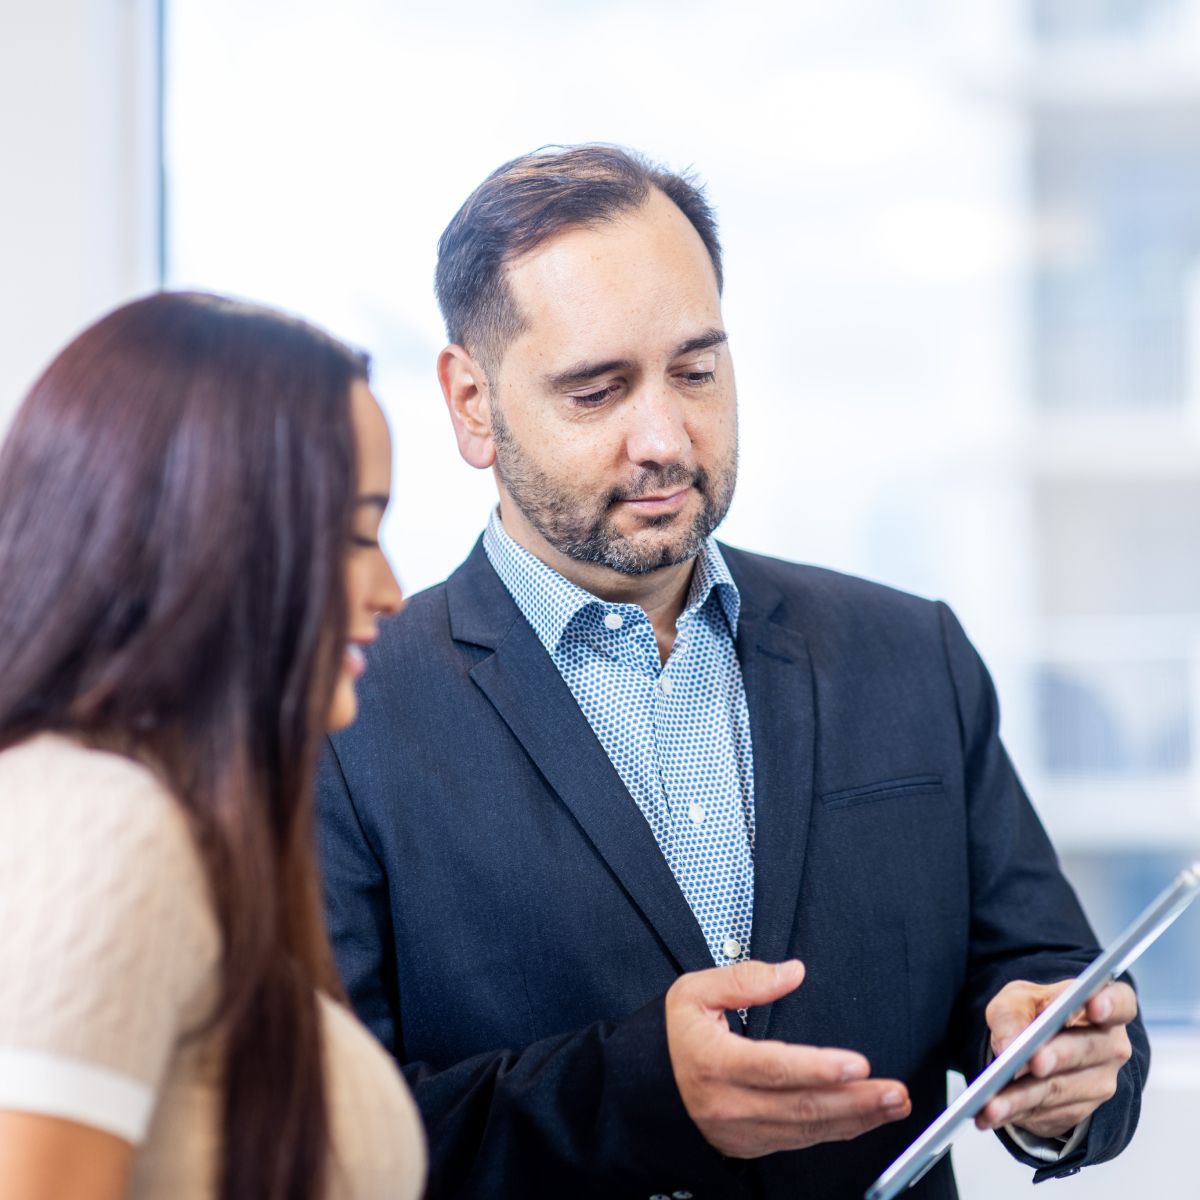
[496,499,696,664]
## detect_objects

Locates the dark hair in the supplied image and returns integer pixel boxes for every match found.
[0,291,367,1200]
[434,143,723,372]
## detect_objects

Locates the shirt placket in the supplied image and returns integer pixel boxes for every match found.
[593,608,671,827]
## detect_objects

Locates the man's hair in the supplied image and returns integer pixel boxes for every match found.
[434,143,723,373]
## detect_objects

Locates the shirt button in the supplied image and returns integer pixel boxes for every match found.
[723,937,742,959]
[658,676,673,695]
[603,612,623,630]
[688,802,706,826]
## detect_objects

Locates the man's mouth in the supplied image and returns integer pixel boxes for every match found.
[618,487,693,514]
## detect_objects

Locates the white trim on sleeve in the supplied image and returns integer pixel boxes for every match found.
[0,1046,154,1143]
[1006,1113,1092,1163]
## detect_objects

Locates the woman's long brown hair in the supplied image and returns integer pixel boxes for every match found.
[0,292,368,1200]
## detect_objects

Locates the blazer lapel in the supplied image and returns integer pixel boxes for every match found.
[724,548,818,1039]
[447,540,714,976]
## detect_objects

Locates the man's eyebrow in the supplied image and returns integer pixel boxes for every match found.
[675,328,728,357]
[355,493,390,510]
[544,358,635,392]
[542,330,729,392]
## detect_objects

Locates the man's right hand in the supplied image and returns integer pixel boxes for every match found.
[665,959,912,1158]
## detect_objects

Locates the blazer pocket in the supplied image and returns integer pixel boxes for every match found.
[820,774,944,811]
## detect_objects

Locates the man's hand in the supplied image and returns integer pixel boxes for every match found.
[666,959,911,1158]
[976,979,1137,1139]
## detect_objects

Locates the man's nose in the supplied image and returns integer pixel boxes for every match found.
[623,383,691,468]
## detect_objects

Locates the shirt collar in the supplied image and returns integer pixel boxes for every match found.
[483,508,741,655]
[683,537,741,636]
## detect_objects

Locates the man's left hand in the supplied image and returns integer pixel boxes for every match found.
[975,979,1137,1139]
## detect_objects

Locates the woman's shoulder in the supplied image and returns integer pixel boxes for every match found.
[0,731,176,808]
[0,730,218,966]
[0,734,221,1146]
[0,729,217,939]
[0,733,197,856]
[317,994,426,1200]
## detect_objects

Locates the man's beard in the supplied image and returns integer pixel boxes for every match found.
[490,402,737,576]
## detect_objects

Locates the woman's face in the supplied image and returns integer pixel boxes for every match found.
[327,380,404,731]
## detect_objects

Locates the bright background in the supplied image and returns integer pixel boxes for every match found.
[5,1,1200,1193]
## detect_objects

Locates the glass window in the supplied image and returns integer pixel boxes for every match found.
[165,0,1200,1042]
[1033,110,1200,412]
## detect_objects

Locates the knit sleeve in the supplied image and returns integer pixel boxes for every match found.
[0,737,220,1144]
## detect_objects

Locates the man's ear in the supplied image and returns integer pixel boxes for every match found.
[438,344,495,470]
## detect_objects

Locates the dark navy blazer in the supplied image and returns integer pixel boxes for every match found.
[317,539,1149,1199]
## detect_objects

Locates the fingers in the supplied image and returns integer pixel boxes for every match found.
[696,1079,913,1157]
[666,960,912,1159]
[986,978,1138,1057]
[977,1024,1130,1135]
[977,1098,1097,1140]
[730,1078,910,1125]
[978,977,1136,1141]
[976,1062,1117,1136]
[986,979,1073,1054]
[675,959,808,1013]
[1084,982,1138,1029]
[1026,1025,1133,1080]
[738,1090,912,1153]
[718,1034,870,1091]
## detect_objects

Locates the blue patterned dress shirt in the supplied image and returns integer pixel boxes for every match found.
[483,509,756,969]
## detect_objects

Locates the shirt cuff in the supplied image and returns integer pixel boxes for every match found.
[1004,1114,1091,1163]
[0,1046,153,1143]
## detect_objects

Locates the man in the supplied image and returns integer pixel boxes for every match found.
[317,145,1147,1199]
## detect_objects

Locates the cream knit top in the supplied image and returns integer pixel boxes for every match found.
[0,734,425,1199]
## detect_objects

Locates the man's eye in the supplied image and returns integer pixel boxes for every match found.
[570,384,617,407]
[681,370,716,386]
[350,535,380,550]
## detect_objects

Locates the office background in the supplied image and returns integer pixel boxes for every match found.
[3,0,1199,1192]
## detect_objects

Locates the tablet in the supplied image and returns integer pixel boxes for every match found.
[865,861,1200,1200]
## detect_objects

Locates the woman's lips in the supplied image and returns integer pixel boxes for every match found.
[343,643,368,679]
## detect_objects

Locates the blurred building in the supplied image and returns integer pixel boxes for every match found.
[1022,0,1200,1025]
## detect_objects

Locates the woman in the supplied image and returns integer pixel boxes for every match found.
[0,292,422,1199]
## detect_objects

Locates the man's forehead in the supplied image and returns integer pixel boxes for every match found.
[502,198,722,372]
[507,193,717,301]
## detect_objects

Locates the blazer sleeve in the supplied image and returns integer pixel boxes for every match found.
[936,602,1150,1182]
[315,743,739,1199]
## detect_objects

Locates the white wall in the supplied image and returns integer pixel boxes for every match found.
[0,0,159,433]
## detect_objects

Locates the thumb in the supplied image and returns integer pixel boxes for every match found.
[988,984,1047,1054]
[684,958,806,1012]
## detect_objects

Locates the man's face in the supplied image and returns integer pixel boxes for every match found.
[485,188,737,577]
